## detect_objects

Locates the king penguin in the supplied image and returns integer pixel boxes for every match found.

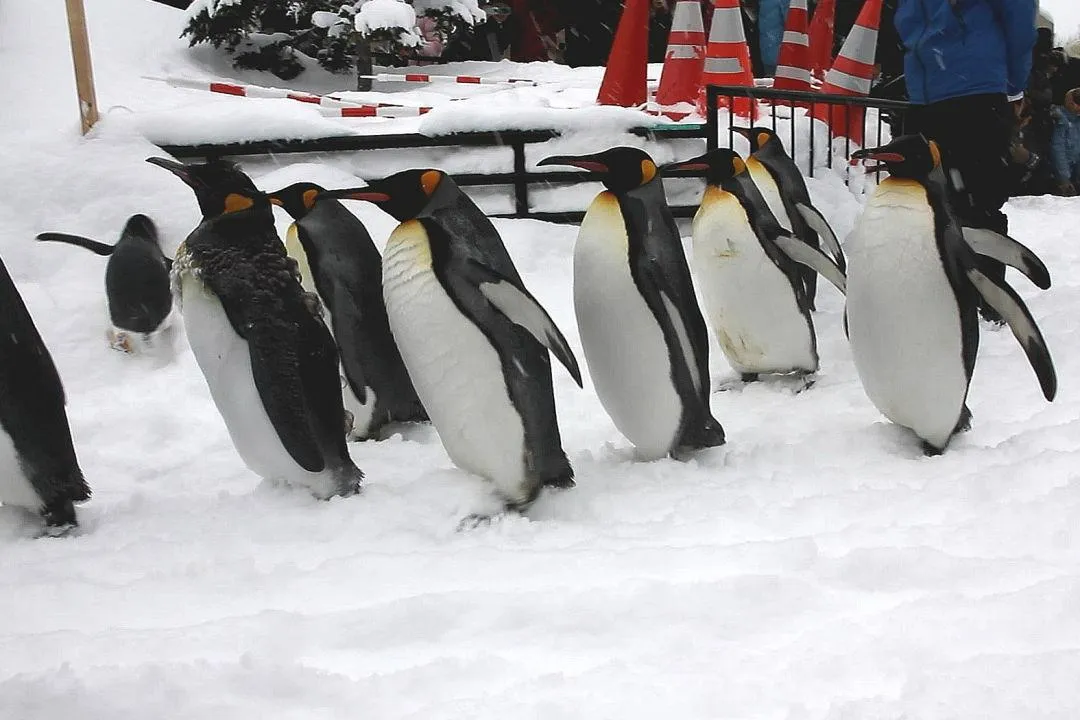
[731,126,846,310]
[662,149,846,388]
[147,157,363,499]
[537,147,726,460]
[319,169,582,511]
[0,253,90,534]
[37,214,174,353]
[267,182,427,440]
[834,135,1057,454]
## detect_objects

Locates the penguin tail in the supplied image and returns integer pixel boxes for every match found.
[36,233,116,256]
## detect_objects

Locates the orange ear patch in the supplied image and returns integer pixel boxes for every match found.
[757,131,771,149]
[420,170,441,196]
[928,140,942,168]
[640,159,657,184]
[732,157,747,175]
[302,188,319,209]
[224,193,255,214]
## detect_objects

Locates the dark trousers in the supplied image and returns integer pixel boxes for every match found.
[903,93,1012,320]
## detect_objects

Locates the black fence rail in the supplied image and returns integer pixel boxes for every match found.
[705,84,911,177]
[160,125,709,224]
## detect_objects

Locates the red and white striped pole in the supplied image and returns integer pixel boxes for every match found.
[358,72,538,86]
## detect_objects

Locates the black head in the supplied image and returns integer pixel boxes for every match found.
[537,146,660,194]
[266,182,327,220]
[120,214,160,244]
[316,169,446,222]
[732,126,781,153]
[146,157,261,218]
[661,148,749,187]
[850,134,942,179]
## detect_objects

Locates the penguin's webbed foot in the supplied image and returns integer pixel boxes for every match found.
[457,510,508,532]
[920,440,945,457]
[41,499,78,537]
[955,405,973,434]
[792,372,817,394]
[542,473,576,490]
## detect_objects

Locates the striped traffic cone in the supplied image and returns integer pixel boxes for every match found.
[697,0,757,120]
[807,0,836,81]
[811,0,881,145]
[772,0,813,96]
[655,0,707,106]
[597,0,651,107]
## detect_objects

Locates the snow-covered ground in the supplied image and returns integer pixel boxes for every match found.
[1,1,1079,718]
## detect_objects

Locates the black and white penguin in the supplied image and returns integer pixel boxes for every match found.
[267,182,427,440]
[731,126,846,310]
[0,254,90,534]
[37,214,174,353]
[836,135,1056,454]
[662,149,846,389]
[537,147,726,460]
[147,157,363,499]
[320,169,581,511]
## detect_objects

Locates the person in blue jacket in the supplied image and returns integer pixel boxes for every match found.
[1051,88,1080,196]
[894,0,1037,324]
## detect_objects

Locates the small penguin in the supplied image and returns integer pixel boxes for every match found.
[537,147,726,459]
[0,254,90,534]
[147,157,363,499]
[662,149,846,389]
[835,135,1056,454]
[319,169,581,511]
[731,126,845,310]
[37,214,174,353]
[267,182,427,440]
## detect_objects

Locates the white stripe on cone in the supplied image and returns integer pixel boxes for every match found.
[840,24,879,68]
[704,56,746,74]
[783,31,809,46]
[825,67,872,95]
[775,65,812,82]
[707,8,748,43]
[672,0,705,32]
[667,45,703,59]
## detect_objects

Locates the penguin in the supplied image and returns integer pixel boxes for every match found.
[731,126,846,310]
[318,169,581,511]
[36,214,174,353]
[146,157,363,499]
[536,147,726,460]
[266,182,427,440]
[831,135,1057,455]
[661,149,846,389]
[0,254,90,534]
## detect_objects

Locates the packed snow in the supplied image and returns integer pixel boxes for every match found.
[1,1,1079,718]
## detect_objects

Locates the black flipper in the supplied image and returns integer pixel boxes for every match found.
[961,227,1051,290]
[772,234,848,295]
[36,233,115,256]
[795,203,846,271]
[965,266,1057,401]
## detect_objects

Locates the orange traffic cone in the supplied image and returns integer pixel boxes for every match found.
[812,0,882,145]
[807,0,836,82]
[772,0,813,96]
[655,0,707,106]
[697,0,757,120]
[597,0,651,107]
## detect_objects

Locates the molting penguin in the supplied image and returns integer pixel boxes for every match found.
[147,157,363,499]
[0,254,90,534]
[837,135,1056,455]
[267,182,427,440]
[37,214,174,353]
[663,148,846,388]
[320,169,581,511]
[538,147,725,459]
[731,126,846,310]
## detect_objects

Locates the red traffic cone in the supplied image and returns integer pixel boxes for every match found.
[807,0,836,82]
[811,0,882,145]
[697,0,757,120]
[655,0,707,106]
[772,0,813,96]
[597,0,651,107]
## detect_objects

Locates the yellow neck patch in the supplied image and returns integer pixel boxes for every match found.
[224,193,254,214]
[640,159,657,185]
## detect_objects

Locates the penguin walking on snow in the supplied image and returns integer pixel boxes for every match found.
[538,147,725,460]
[320,169,581,512]
[148,157,363,499]
[731,126,846,310]
[828,135,1057,454]
[0,254,90,534]
[267,182,427,440]
[37,214,174,353]
[663,149,846,389]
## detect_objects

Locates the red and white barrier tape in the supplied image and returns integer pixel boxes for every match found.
[358,72,537,86]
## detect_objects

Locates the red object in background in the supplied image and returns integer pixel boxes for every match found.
[508,0,564,62]
[696,0,757,119]
[656,0,707,105]
[597,0,652,106]
[772,0,813,96]
[811,0,883,145]
[808,0,836,81]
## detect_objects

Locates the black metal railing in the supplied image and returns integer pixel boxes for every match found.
[705,84,911,177]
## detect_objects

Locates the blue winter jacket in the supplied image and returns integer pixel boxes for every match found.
[894,0,1037,105]
[1050,106,1080,182]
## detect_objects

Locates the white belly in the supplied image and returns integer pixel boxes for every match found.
[381,221,529,503]
[574,194,681,460]
[748,159,793,230]
[0,425,42,511]
[692,189,816,375]
[179,272,340,498]
[846,181,967,447]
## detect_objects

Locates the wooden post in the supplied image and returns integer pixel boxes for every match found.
[64,0,99,134]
